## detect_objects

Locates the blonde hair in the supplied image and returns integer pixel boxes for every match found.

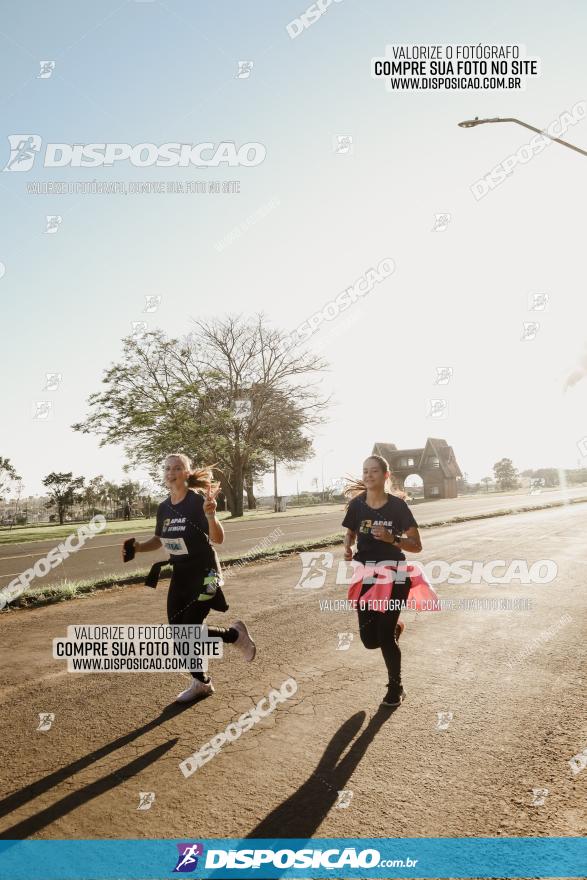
[343,454,396,504]
[164,454,220,494]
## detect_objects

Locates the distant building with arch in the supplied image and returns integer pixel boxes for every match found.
[372,438,462,499]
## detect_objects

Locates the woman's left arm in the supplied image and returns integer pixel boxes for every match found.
[371,524,422,552]
[203,489,225,544]
[396,526,422,554]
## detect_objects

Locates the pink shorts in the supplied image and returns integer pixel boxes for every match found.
[347,560,441,611]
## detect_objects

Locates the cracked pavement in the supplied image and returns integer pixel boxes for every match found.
[0,503,586,845]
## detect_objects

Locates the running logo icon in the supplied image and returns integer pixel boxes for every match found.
[131,321,148,339]
[333,134,353,155]
[137,791,155,810]
[336,789,354,808]
[173,843,204,873]
[33,401,53,420]
[521,321,540,341]
[36,712,55,731]
[434,366,453,385]
[529,292,549,311]
[432,212,451,231]
[236,61,254,78]
[436,711,454,731]
[428,398,448,419]
[336,632,354,651]
[531,787,548,806]
[43,373,62,391]
[233,398,251,421]
[295,551,333,588]
[143,295,161,313]
[45,215,62,234]
[38,61,56,79]
[569,748,587,775]
[3,135,42,172]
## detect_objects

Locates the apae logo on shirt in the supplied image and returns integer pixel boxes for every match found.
[162,516,187,534]
[359,518,393,535]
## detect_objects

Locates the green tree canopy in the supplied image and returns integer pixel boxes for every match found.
[42,472,85,524]
[0,457,19,500]
[493,458,519,491]
[74,315,329,515]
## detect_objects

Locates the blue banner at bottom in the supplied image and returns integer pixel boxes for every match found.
[0,837,585,879]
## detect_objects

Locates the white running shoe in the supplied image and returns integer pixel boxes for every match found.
[232,620,256,661]
[175,678,214,703]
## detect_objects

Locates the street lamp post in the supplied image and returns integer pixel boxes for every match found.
[273,455,279,513]
[458,116,587,157]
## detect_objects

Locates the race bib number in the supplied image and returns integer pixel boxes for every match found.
[161,536,188,555]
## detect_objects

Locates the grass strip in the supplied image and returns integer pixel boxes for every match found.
[2,534,344,611]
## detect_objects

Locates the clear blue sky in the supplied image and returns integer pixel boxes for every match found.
[1,0,586,496]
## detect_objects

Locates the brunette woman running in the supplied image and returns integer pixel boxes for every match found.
[126,454,256,703]
[342,454,422,707]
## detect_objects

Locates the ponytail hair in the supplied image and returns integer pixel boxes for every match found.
[343,454,400,505]
[164,454,220,495]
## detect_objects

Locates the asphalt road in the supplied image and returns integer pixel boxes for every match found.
[0,501,585,847]
[1,487,586,591]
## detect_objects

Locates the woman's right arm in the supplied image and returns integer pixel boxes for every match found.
[121,535,161,562]
[133,536,162,554]
[343,528,357,561]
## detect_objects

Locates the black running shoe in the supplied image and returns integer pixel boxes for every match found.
[381,686,406,708]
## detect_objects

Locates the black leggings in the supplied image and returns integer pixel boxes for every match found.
[357,578,411,692]
[167,579,237,682]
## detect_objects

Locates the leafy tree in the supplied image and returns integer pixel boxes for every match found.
[73,316,328,516]
[81,475,108,513]
[42,472,84,524]
[0,457,19,500]
[480,477,493,493]
[118,479,142,503]
[493,458,519,491]
[102,480,122,513]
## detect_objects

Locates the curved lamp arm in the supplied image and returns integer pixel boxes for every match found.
[458,116,587,157]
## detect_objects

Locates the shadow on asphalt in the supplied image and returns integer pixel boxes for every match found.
[0,701,191,839]
[0,703,395,843]
[246,706,396,840]
[1,740,177,840]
